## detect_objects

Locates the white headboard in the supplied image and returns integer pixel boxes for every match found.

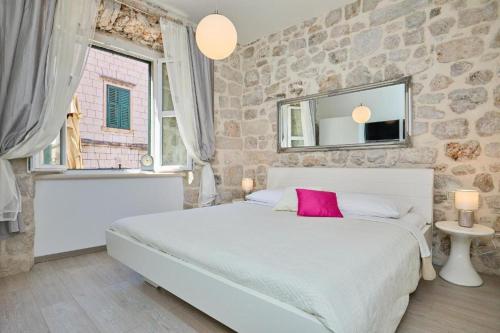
[267,167,434,223]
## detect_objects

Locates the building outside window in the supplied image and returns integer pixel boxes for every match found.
[31,45,191,172]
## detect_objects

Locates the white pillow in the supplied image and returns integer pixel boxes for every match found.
[338,193,412,219]
[272,186,323,211]
[246,189,284,206]
[273,187,412,218]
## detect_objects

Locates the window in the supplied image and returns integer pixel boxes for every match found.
[282,105,306,148]
[30,128,67,172]
[106,85,131,130]
[156,60,190,171]
[31,45,191,173]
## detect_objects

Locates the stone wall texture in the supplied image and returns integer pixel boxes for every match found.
[96,0,162,51]
[196,0,500,275]
[0,159,35,278]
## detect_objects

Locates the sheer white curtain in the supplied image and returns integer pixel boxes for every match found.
[160,18,217,207]
[0,0,98,224]
[300,101,316,146]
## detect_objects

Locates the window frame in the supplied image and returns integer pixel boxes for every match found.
[30,126,68,172]
[284,105,306,147]
[30,43,191,174]
[154,58,192,172]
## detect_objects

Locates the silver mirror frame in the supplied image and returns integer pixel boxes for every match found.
[277,76,412,153]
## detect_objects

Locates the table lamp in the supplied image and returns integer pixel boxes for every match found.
[241,178,254,196]
[455,189,479,228]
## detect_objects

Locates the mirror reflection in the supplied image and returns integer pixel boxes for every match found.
[278,78,410,151]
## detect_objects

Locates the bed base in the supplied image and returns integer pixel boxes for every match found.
[106,229,330,333]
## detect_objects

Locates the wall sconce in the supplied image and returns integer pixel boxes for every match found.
[455,189,479,228]
[352,104,371,124]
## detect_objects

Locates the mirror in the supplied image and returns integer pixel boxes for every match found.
[277,77,411,152]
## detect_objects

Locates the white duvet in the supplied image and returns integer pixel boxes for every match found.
[110,203,424,333]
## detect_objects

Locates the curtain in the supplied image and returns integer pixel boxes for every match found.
[186,26,215,161]
[67,96,83,169]
[0,0,98,237]
[160,18,217,207]
[300,101,316,146]
[281,105,291,147]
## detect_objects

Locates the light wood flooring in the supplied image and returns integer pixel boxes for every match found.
[0,251,499,333]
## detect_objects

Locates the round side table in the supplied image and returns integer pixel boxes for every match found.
[435,221,494,287]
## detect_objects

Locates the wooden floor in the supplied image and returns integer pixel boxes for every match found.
[0,251,499,333]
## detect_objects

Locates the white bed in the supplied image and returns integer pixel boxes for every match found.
[106,167,434,333]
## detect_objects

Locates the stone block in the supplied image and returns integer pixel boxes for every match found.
[428,17,455,36]
[448,87,487,113]
[325,8,342,27]
[399,147,438,164]
[346,65,371,87]
[328,49,348,64]
[369,0,427,26]
[450,61,473,77]
[445,141,481,161]
[351,27,383,59]
[466,70,493,85]
[436,37,484,63]
[473,173,494,192]
[485,142,500,158]
[430,74,453,91]
[431,119,469,139]
[476,111,500,137]
[457,1,497,28]
[223,165,243,186]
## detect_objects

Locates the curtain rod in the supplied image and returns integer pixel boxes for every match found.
[112,0,185,25]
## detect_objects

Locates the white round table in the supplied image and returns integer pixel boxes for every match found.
[435,221,494,287]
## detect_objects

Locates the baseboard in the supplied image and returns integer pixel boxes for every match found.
[34,245,107,263]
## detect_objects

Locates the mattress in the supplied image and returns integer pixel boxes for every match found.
[110,202,424,333]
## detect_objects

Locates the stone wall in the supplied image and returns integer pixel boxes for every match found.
[0,159,35,278]
[208,0,500,274]
[97,0,163,51]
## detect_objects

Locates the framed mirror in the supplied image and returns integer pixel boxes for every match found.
[277,77,411,152]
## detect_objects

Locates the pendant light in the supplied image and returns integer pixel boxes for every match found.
[352,104,371,124]
[196,10,237,60]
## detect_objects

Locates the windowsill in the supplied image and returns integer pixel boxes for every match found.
[100,126,134,135]
[34,169,185,181]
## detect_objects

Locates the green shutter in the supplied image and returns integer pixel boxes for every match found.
[106,85,130,129]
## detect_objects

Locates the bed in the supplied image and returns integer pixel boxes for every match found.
[106,167,434,333]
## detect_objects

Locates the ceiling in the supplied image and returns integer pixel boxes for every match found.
[150,0,354,45]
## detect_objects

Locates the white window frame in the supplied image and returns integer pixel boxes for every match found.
[29,125,68,172]
[29,43,191,174]
[287,105,306,147]
[153,59,192,172]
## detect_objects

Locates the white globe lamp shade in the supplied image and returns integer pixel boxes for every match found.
[352,104,371,124]
[196,14,237,60]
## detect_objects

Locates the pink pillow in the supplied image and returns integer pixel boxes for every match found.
[296,189,343,218]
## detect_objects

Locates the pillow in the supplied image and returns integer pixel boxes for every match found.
[296,189,343,218]
[273,187,412,218]
[245,189,284,206]
[338,193,412,219]
[273,186,323,211]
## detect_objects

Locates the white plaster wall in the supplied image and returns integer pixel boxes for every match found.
[34,175,183,257]
[319,116,360,145]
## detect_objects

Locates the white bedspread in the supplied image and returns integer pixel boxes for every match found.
[110,203,423,333]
